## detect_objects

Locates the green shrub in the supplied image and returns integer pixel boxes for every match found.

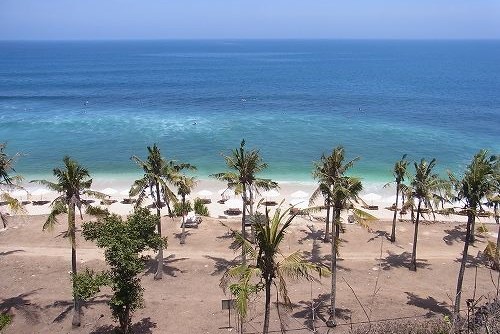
[0,313,12,330]
[174,200,192,216]
[194,198,209,216]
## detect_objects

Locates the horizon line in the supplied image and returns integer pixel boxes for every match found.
[1,37,500,42]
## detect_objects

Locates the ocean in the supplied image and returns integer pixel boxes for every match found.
[0,40,499,187]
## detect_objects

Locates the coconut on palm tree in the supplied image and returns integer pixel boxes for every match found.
[0,143,25,228]
[409,158,445,272]
[130,144,194,279]
[221,206,328,334]
[31,156,107,327]
[449,150,499,317]
[389,154,409,242]
[211,139,277,262]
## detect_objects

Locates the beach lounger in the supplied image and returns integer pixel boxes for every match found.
[362,205,379,210]
[225,208,242,216]
[181,211,202,228]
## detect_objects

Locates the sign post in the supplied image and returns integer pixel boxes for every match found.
[221,299,235,329]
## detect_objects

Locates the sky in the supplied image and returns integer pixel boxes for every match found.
[1,0,499,40]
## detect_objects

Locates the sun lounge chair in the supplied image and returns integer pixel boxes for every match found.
[225,208,242,216]
[181,211,202,228]
[121,198,137,204]
[32,200,50,206]
[362,205,379,210]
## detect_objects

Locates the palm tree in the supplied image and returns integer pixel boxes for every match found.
[0,143,25,228]
[130,144,194,279]
[409,158,443,272]
[31,156,107,327]
[175,174,197,245]
[211,140,277,263]
[312,146,375,327]
[450,150,499,317]
[311,154,334,243]
[390,154,409,242]
[221,206,328,334]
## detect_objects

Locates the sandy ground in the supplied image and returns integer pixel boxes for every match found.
[1,212,500,334]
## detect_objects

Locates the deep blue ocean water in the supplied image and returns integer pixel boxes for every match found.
[0,40,499,183]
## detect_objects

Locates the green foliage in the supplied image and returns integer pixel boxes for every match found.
[81,208,166,333]
[477,223,488,234]
[221,206,328,332]
[193,198,209,216]
[0,313,12,330]
[72,268,109,301]
[173,200,192,216]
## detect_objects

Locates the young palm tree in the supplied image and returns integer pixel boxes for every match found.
[221,207,328,334]
[32,156,107,327]
[175,174,197,245]
[130,144,194,279]
[390,154,409,242]
[211,140,277,263]
[312,147,376,327]
[409,158,443,272]
[450,150,499,317]
[0,143,25,227]
[311,154,335,243]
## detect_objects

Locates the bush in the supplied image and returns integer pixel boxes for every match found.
[174,200,192,216]
[194,198,209,216]
[348,318,451,334]
[0,313,12,330]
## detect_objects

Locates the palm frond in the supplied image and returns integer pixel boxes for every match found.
[43,199,67,231]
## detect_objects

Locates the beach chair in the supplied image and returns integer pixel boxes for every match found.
[182,211,202,228]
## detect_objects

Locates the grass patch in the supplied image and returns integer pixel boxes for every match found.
[0,313,12,331]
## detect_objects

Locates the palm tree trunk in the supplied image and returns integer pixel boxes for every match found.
[263,279,272,334]
[496,222,500,270]
[410,200,422,271]
[154,182,163,280]
[241,184,247,265]
[454,212,474,317]
[468,208,476,244]
[324,197,331,243]
[326,208,338,328]
[391,183,400,242]
[180,196,186,245]
[69,202,81,327]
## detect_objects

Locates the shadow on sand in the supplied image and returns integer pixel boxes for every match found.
[90,317,157,334]
[379,251,430,270]
[144,254,188,277]
[405,292,451,317]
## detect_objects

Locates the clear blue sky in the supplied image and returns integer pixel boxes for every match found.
[1,0,499,40]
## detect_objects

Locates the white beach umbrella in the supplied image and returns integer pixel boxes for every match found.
[9,189,28,199]
[262,189,280,199]
[290,198,308,210]
[291,190,309,199]
[101,187,118,196]
[197,190,213,198]
[225,198,243,209]
[31,188,52,200]
[120,189,132,197]
[219,188,235,200]
[361,193,382,204]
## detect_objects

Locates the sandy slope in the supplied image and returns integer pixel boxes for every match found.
[1,213,499,334]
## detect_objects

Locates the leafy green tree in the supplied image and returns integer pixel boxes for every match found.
[31,156,107,327]
[409,158,444,272]
[221,207,328,334]
[175,174,197,244]
[130,144,194,279]
[0,143,25,227]
[389,154,409,242]
[211,140,277,263]
[449,150,499,317]
[314,147,375,327]
[80,208,166,334]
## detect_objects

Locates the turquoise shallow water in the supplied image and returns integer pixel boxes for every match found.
[0,40,499,184]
